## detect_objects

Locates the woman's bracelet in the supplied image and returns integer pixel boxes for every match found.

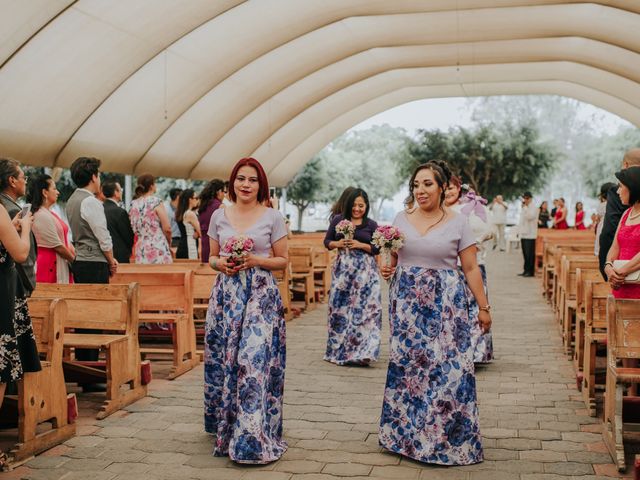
[605,261,614,269]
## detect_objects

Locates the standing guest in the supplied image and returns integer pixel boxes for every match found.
[176,188,201,260]
[205,157,288,463]
[27,174,75,283]
[198,179,225,262]
[66,157,117,362]
[222,181,233,207]
[550,199,559,219]
[553,197,569,229]
[574,202,587,230]
[164,187,183,248]
[102,180,134,264]
[594,182,616,256]
[489,195,508,251]
[518,192,538,277]
[323,188,382,366]
[599,149,640,279]
[329,186,356,220]
[0,159,37,294]
[378,160,491,466]
[445,178,494,364]
[0,202,40,468]
[129,174,172,264]
[538,201,550,229]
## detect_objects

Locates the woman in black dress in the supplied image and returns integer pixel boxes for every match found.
[0,202,40,465]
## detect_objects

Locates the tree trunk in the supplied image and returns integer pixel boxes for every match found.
[296,205,306,231]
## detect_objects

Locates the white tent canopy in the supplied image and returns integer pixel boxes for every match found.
[1,1,639,185]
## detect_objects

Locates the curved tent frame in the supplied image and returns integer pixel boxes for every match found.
[1,1,639,184]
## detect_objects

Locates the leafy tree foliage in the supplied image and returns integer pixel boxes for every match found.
[286,155,327,230]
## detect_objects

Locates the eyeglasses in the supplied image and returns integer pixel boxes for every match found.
[13,174,27,182]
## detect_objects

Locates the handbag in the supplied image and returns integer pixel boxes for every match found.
[613,260,640,284]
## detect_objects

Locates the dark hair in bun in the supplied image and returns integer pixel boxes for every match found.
[405,160,452,207]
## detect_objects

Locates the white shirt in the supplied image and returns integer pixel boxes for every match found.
[490,202,507,224]
[79,188,113,252]
[518,203,538,239]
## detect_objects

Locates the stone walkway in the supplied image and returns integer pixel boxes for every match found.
[6,250,632,479]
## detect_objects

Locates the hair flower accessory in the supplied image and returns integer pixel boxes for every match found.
[460,191,488,222]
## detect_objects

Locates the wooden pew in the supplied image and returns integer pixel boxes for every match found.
[573,268,607,375]
[289,246,317,311]
[581,281,611,416]
[550,245,595,312]
[535,229,595,274]
[111,269,199,380]
[3,298,75,464]
[603,296,640,471]
[32,283,146,419]
[541,241,595,300]
[289,235,333,300]
[557,256,599,355]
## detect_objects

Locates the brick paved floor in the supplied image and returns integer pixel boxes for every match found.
[5,250,634,479]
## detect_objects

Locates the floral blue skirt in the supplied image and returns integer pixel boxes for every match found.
[204,268,287,464]
[325,249,382,365]
[379,266,483,465]
[472,265,493,364]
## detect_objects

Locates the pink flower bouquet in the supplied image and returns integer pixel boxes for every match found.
[221,235,255,286]
[372,225,405,267]
[335,219,355,241]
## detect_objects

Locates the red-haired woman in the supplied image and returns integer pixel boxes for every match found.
[204,158,289,463]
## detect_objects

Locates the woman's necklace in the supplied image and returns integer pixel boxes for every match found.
[629,206,640,221]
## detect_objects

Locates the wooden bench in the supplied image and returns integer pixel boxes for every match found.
[581,281,611,416]
[550,245,595,312]
[111,270,199,380]
[273,265,293,321]
[289,246,318,311]
[2,298,75,464]
[573,268,607,375]
[603,296,640,471]
[542,241,595,301]
[32,283,146,419]
[557,256,599,355]
[289,235,333,300]
[535,230,595,275]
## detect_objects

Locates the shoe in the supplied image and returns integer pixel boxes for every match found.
[523,273,534,277]
[517,272,526,276]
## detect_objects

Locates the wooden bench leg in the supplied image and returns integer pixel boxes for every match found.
[573,317,585,373]
[97,341,147,420]
[603,370,626,471]
[582,336,597,417]
[304,275,316,311]
[563,304,575,356]
[168,318,200,380]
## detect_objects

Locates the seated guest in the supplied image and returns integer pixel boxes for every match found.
[102,180,134,263]
[27,174,75,283]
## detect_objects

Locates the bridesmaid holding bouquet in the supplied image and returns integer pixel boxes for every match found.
[323,188,382,366]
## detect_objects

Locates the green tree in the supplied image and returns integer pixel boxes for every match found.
[286,155,327,230]
[404,122,557,200]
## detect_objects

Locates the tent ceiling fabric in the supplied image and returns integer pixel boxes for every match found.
[1,1,639,185]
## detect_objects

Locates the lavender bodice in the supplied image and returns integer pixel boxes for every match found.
[208,208,287,257]
[394,211,476,270]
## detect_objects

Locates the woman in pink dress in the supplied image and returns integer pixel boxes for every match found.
[574,202,586,230]
[553,197,569,229]
[605,166,640,299]
[129,174,173,264]
[27,174,75,283]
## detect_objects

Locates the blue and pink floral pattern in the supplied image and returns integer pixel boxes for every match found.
[204,267,287,464]
[379,266,483,465]
[472,265,493,364]
[325,249,382,365]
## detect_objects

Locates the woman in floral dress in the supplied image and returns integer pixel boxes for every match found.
[323,188,382,365]
[204,157,288,463]
[129,174,173,264]
[0,202,40,466]
[379,161,492,466]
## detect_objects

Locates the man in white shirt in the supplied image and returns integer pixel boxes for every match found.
[518,191,538,277]
[490,195,508,251]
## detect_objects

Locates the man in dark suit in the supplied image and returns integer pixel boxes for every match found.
[102,180,134,263]
[599,148,640,279]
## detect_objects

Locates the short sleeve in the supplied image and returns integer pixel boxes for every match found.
[270,209,288,243]
[458,215,477,253]
[149,196,162,210]
[208,209,222,242]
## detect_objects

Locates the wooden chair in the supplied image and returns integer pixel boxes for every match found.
[603,296,640,471]
[581,281,611,416]
[573,268,606,374]
[32,283,146,419]
[3,298,75,464]
[111,270,199,379]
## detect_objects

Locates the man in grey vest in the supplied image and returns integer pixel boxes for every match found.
[67,157,117,362]
[0,158,37,294]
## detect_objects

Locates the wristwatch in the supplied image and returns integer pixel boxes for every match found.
[479,304,491,312]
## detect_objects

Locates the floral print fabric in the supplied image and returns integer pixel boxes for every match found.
[129,195,172,264]
[0,242,41,383]
[379,266,483,465]
[325,249,382,365]
[471,265,493,364]
[204,267,287,463]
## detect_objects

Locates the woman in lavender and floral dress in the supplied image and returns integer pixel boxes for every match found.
[324,188,382,366]
[204,157,288,464]
[379,161,492,466]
